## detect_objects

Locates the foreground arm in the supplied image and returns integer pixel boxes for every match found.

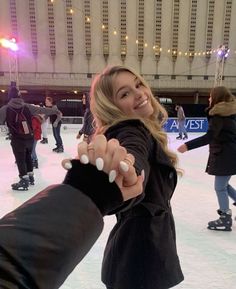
[0,135,143,289]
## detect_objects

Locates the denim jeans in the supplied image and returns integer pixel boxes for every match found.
[214,175,236,212]
[31,140,38,161]
[52,121,63,148]
[178,120,187,135]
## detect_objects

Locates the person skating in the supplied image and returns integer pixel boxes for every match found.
[178,86,236,231]
[175,104,188,140]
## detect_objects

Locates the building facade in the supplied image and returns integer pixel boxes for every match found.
[0,0,236,103]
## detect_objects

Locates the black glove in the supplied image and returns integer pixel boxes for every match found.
[63,159,123,216]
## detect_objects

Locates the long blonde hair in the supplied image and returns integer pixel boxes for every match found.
[90,65,179,170]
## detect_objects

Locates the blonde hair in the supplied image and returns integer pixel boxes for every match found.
[90,65,180,171]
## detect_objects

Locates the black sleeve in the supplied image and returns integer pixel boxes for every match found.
[0,184,104,289]
[105,120,153,212]
[185,116,222,151]
[63,160,124,215]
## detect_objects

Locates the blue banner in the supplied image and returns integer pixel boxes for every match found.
[163,118,208,133]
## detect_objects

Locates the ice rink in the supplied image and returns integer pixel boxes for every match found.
[0,127,236,289]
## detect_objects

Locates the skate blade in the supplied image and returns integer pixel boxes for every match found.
[207,225,232,232]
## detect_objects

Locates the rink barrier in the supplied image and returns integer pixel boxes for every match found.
[164,117,208,133]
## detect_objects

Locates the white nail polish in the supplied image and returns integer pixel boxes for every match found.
[64,161,72,170]
[141,169,145,181]
[119,161,129,172]
[80,154,89,164]
[109,170,117,183]
[96,158,104,171]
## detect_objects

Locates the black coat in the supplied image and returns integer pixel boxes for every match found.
[102,120,184,289]
[185,100,236,175]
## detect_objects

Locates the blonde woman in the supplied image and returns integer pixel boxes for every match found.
[89,65,183,289]
[178,86,236,231]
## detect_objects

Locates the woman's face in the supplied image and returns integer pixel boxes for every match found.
[112,71,154,118]
[45,98,52,106]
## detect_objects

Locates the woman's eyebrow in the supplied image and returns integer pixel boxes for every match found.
[115,76,138,96]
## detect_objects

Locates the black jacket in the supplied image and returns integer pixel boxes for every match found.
[185,100,236,175]
[102,120,184,289]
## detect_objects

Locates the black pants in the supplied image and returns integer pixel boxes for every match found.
[11,137,34,177]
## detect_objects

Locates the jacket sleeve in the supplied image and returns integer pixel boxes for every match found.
[105,120,153,212]
[184,116,222,151]
[0,184,104,289]
[26,104,60,116]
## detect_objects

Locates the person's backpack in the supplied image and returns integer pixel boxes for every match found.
[6,106,33,138]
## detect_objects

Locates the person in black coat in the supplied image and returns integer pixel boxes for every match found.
[90,65,184,289]
[76,93,94,143]
[0,134,144,289]
[0,87,61,190]
[178,86,236,231]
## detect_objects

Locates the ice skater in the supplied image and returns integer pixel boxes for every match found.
[178,86,236,231]
[175,104,188,140]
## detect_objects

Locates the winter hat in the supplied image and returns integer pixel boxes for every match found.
[8,86,21,99]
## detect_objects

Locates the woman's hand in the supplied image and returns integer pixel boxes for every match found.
[177,143,188,153]
[62,135,144,201]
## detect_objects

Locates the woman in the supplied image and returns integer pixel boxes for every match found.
[178,86,236,231]
[89,65,184,289]
[76,93,94,143]
[45,96,64,153]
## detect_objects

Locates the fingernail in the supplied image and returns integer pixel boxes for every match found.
[109,170,117,183]
[80,154,89,164]
[96,158,104,171]
[119,161,129,172]
[64,161,72,170]
[141,169,145,181]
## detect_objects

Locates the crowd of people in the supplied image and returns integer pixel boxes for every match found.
[0,65,235,288]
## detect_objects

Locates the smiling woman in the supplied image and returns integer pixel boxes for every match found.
[89,65,184,289]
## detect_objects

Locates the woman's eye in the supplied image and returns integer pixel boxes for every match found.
[136,82,142,88]
[120,91,129,98]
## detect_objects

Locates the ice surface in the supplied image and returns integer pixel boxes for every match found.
[0,128,235,289]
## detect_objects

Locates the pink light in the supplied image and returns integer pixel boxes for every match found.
[0,38,19,51]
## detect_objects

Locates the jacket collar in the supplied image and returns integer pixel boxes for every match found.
[209,100,236,117]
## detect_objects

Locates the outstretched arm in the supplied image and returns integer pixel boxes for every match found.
[0,135,143,289]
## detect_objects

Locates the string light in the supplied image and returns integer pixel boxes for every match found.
[55,1,236,59]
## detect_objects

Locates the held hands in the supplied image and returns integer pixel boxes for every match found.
[177,143,188,153]
[62,135,144,201]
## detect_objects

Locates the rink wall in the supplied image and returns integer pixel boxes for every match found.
[164,117,208,133]
[0,117,209,136]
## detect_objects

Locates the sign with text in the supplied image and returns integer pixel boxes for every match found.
[163,118,208,132]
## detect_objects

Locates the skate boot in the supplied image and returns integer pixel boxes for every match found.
[176,134,182,140]
[40,138,48,144]
[52,147,59,152]
[207,209,232,231]
[28,172,35,185]
[183,133,188,140]
[11,176,29,191]
[32,159,38,169]
[55,146,64,153]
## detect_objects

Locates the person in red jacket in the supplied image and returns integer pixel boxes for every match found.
[31,114,44,169]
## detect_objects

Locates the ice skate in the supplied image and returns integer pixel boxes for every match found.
[183,133,188,140]
[207,210,232,231]
[28,173,35,186]
[176,134,182,140]
[11,177,29,191]
[40,138,48,144]
[55,146,64,153]
[32,159,38,169]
